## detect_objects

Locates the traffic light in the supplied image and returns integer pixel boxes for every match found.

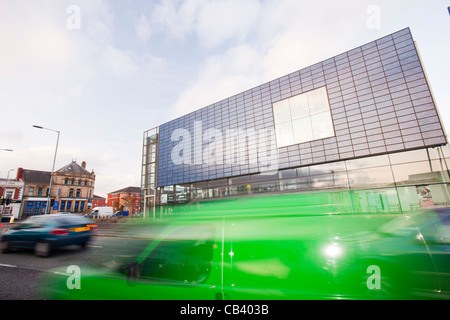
[6,198,11,205]
[0,197,3,205]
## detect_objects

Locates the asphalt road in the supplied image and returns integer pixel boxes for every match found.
[0,221,133,300]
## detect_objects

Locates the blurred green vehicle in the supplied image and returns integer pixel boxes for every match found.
[42,192,450,300]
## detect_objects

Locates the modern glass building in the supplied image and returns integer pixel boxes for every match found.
[142,28,449,216]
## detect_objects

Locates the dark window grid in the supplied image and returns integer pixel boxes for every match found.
[376,37,394,50]
[331,108,347,121]
[367,137,386,147]
[414,103,436,114]
[405,72,426,85]
[385,143,405,153]
[392,28,412,40]
[311,144,324,153]
[326,84,343,95]
[353,142,370,152]
[402,65,424,79]
[390,89,410,100]
[378,43,396,56]
[345,104,362,115]
[394,38,415,52]
[301,77,313,86]
[311,61,324,72]
[420,122,443,133]
[404,140,425,149]
[334,53,350,66]
[422,129,445,139]
[349,124,365,135]
[368,69,387,84]
[381,54,400,70]
[399,54,420,68]
[326,77,341,88]
[401,131,422,142]
[364,121,382,131]
[336,61,351,71]
[423,136,446,146]
[325,148,339,157]
[378,108,397,121]
[351,132,368,143]
[398,48,418,61]
[361,40,377,53]
[348,46,363,57]
[363,50,381,62]
[350,65,368,77]
[322,61,337,73]
[349,55,364,66]
[399,119,420,131]
[412,96,433,108]
[313,79,326,88]
[395,43,417,57]
[384,134,404,145]
[323,66,338,77]
[397,113,417,123]
[365,61,383,73]
[380,116,400,128]
[299,70,312,80]
[406,77,427,90]
[384,66,403,78]
[337,70,353,82]
[389,82,407,94]
[369,145,387,155]
[340,80,356,91]
[382,60,402,74]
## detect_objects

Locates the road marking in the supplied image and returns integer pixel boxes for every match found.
[0,263,17,268]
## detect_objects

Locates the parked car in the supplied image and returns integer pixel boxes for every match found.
[40,193,450,299]
[0,214,96,257]
[91,207,114,217]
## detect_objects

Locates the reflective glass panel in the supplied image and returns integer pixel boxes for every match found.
[289,94,309,119]
[307,87,330,114]
[311,112,334,140]
[292,117,313,144]
[275,122,295,148]
[273,99,291,124]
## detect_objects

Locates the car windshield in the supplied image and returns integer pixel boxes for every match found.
[18,216,48,229]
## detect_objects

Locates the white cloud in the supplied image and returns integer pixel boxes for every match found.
[171,44,264,118]
[151,0,201,40]
[195,0,261,48]
[102,46,139,76]
[135,13,152,42]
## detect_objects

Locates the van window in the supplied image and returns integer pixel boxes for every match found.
[139,224,216,283]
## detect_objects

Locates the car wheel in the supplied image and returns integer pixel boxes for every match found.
[0,240,11,253]
[34,242,51,257]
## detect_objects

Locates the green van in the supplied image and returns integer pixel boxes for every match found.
[42,192,450,300]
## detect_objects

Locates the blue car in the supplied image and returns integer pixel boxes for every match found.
[0,214,96,257]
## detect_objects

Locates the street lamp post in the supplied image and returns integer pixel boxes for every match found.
[33,125,60,214]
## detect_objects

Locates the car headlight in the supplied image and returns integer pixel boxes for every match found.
[323,243,343,259]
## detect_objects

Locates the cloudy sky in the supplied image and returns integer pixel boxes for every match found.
[1,0,449,197]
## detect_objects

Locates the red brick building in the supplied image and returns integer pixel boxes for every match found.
[92,195,106,208]
[107,186,141,214]
[0,177,24,219]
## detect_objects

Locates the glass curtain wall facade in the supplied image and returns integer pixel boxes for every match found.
[142,28,449,217]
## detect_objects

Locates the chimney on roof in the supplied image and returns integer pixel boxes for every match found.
[82,161,86,169]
